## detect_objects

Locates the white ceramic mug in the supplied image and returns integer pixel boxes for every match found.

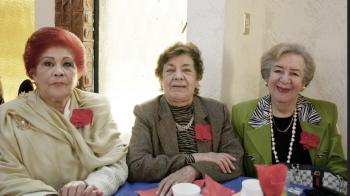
[171,182,201,196]
[240,179,263,196]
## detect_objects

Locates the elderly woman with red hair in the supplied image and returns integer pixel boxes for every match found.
[0,27,128,196]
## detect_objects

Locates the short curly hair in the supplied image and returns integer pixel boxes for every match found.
[261,43,316,87]
[155,42,204,95]
[23,27,86,79]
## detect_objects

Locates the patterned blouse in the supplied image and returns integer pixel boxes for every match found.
[169,103,198,154]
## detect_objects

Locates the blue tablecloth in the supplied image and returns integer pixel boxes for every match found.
[114,176,252,196]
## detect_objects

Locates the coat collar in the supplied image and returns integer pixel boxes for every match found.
[248,94,321,128]
[158,95,208,121]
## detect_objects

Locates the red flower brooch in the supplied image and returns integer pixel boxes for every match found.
[194,123,212,141]
[70,108,93,128]
[299,131,320,150]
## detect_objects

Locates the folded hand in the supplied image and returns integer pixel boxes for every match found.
[156,165,200,196]
[58,180,103,196]
[192,152,237,174]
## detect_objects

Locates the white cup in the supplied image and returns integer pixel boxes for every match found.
[171,182,201,196]
[240,179,263,196]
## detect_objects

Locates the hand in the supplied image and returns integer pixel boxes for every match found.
[156,166,200,196]
[192,152,237,174]
[58,181,103,196]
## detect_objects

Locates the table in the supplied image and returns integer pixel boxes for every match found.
[114,176,252,196]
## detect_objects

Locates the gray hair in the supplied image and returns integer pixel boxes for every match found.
[261,43,316,87]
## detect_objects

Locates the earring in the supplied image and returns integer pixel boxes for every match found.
[265,82,268,87]
[302,86,306,91]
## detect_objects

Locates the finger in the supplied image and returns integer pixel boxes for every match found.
[160,179,175,196]
[68,186,77,196]
[75,183,86,196]
[227,158,236,170]
[223,154,236,170]
[58,189,62,196]
[166,188,173,196]
[221,158,232,173]
[60,186,69,196]
[222,156,235,171]
[224,159,232,173]
[90,190,103,196]
[83,185,96,196]
[217,160,227,173]
[225,154,237,162]
[96,191,104,196]
[157,177,168,195]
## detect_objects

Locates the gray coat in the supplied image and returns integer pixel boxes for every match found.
[127,95,243,182]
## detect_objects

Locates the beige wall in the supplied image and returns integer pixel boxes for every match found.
[0,0,54,103]
[222,0,264,107]
[187,0,225,99]
[222,0,347,155]
[35,0,54,29]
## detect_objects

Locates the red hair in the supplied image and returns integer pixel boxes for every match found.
[23,27,86,78]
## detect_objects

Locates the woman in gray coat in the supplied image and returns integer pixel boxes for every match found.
[127,42,243,196]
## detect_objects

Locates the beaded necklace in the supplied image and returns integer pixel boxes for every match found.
[175,116,194,132]
[269,105,297,163]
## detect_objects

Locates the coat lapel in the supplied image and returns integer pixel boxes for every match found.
[193,97,213,152]
[156,96,179,155]
[245,124,272,163]
[300,121,325,163]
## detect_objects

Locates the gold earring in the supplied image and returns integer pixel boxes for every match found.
[265,82,268,87]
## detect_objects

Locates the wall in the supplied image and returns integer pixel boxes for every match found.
[0,0,35,102]
[35,0,54,29]
[223,0,347,154]
[0,0,54,103]
[187,0,225,100]
[221,0,264,108]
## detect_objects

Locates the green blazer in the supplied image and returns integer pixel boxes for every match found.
[232,95,347,178]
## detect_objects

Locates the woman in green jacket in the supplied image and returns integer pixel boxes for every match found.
[232,43,347,178]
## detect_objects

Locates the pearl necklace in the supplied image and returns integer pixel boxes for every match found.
[269,105,297,164]
[175,116,194,132]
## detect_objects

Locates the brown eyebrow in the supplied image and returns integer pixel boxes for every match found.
[273,65,283,69]
[290,69,301,72]
[39,56,73,61]
[164,63,192,67]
